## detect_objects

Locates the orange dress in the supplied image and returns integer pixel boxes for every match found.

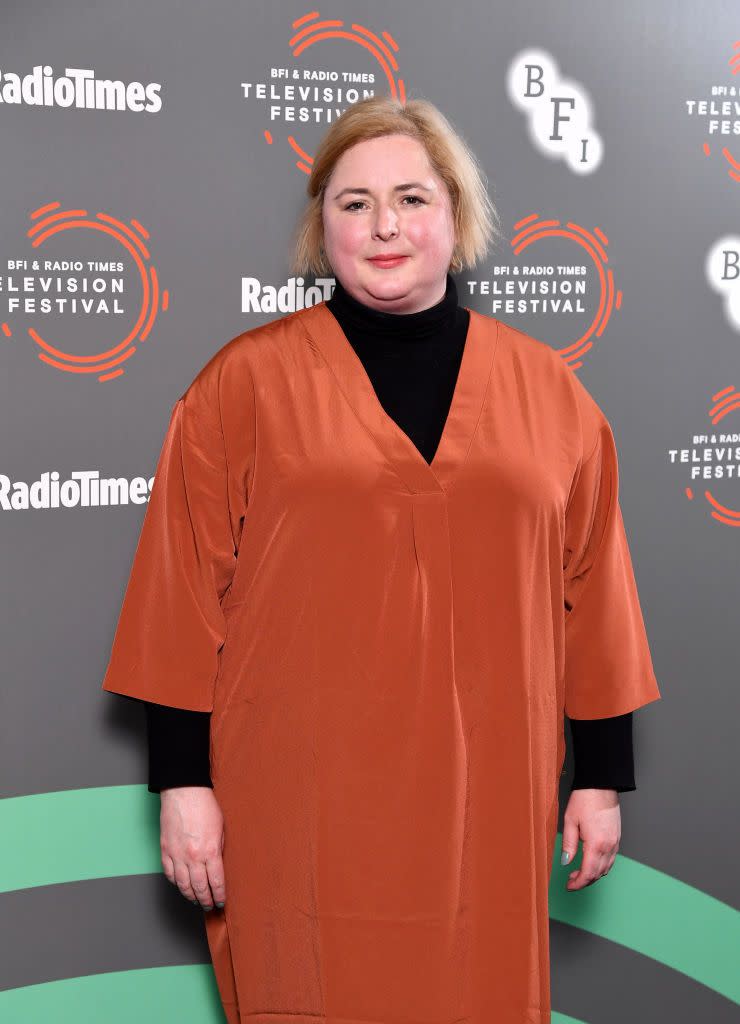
[101,300,661,1024]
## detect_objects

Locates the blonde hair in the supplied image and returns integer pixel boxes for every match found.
[290,93,502,277]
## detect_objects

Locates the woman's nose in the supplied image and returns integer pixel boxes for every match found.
[372,209,399,238]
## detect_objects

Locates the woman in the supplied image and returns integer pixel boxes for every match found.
[102,94,661,1024]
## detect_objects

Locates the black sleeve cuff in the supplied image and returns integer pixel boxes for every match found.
[143,700,214,794]
[568,711,635,793]
[140,705,635,793]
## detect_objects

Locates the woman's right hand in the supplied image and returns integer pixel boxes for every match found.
[159,786,226,911]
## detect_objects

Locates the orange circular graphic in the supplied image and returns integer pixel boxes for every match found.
[684,386,740,526]
[700,41,740,180]
[1,201,168,382]
[264,11,406,174]
[511,213,622,368]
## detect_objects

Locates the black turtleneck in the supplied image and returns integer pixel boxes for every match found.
[142,272,636,794]
[326,271,469,464]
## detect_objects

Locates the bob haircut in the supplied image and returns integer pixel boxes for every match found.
[290,93,502,277]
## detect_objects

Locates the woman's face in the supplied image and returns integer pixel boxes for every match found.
[321,133,456,314]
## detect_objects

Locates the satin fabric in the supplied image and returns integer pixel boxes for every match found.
[101,300,661,1024]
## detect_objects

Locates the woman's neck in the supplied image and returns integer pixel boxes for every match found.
[326,272,460,343]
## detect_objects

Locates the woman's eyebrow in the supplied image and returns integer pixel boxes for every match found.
[332,182,434,200]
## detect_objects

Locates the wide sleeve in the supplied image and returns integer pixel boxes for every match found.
[101,382,244,712]
[562,413,662,720]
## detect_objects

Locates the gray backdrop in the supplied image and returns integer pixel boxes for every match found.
[1,1,738,1022]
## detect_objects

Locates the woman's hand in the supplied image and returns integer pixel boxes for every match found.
[560,788,621,891]
[159,786,226,911]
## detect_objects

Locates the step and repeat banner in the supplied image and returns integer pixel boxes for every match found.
[1,1,738,1022]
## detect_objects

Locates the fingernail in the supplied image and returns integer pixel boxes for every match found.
[561,850,571,865]
[215,902,225,908]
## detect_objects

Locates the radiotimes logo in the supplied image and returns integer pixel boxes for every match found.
[1,201,168,381]
[0,469,154,512]
[0,64,162,112]
[668,389,740,527]
[506,48,603,174]
[241,276,337,313]
[467,214,621,369]
[242,9,407,175]
[685,41,740,181]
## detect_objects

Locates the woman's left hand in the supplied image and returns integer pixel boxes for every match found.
[560,788,621,890]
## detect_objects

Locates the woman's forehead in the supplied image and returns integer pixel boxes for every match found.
[330,137,437,189]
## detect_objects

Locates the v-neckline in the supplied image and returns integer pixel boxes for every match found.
[301,299,500,496]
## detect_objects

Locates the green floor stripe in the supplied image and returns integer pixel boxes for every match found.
[549,833,740,1005]
[0,965,225,1023]
[1,785,161,891]
[2,786,738,1004]
[0,965,586,1023]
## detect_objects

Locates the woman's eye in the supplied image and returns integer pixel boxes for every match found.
[344,196,424,212]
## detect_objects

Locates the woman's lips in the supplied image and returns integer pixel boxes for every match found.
[368,255,409,268]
